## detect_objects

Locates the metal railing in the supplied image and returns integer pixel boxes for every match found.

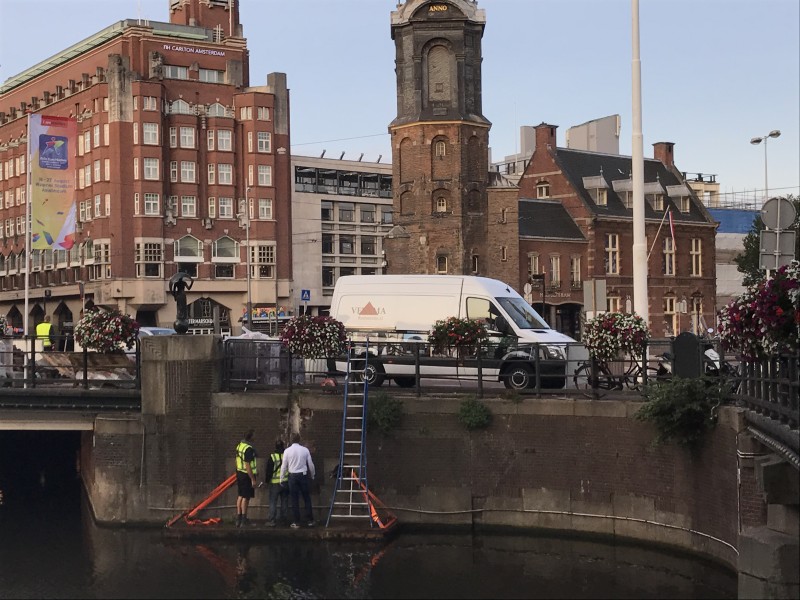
[0,334,140,390]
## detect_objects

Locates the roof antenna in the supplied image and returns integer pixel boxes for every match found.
[339,151,345,160]
[358,153,364,162]
[377,155,382,163]
[320,149,326,158]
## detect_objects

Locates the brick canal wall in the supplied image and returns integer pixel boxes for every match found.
[82,336,759,570]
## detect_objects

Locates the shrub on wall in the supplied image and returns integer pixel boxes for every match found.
[635,377,724,450]
[367,392,404,435]
[457,396,492,431]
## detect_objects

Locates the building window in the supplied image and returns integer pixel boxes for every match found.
[93,160,101,182]
[322,234,334,254]
[361,236,376,255]
[322,266,335,287]
[170,99,191,115]
[94,195,101,218]
[549,255,561,286]
[135,242,163,277]
[104,158,111,181]
[170,161,178,182]
[471,255,479,274]
[251,245,275,279]
[258,198,272,220]
[381,208,393,225]
[680,196,691,213]
[663,296,678,336]
[217,130,232,151]
[321,201,333,221]
[240,106,252,120]
[435,140,446,157]
[142,96,158,111]
[218,197,234,218]
[360,205,376,223]
[208,197,216,218]
[339,235,354,254]
[144,193,160,216]
[164,65,188,80]
[691,238,702,276]
[218,164,233,185]
[594,188,607,206]
[570,255,581,287]
[604,233,619,275]
[436,255,448,274]
[536,182,550,199]
[179,127,195,148]
[691,297,703,334]
[257,165,272,186]
[207,130,215,151]
[257,107,270,121]
[181,161,196,183]
[663,237,675,276]
[648,194,664,211]
[199,68,224,83]
[436,197,447,213]
[339,203,354,222]
[207,164,215,184]
[501,246,508,262]
[528,253,540,278]
[169,127,177,148]
[143,122,158,145]
[181,196,197,218]
[257,131,271,153]
[143,158,159,180]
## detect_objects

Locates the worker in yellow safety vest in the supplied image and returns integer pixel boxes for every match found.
[36,316,54,351]
[265,439,289,526]
[235,429,259,527]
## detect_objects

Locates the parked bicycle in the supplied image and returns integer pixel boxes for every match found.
[573,358,659,394]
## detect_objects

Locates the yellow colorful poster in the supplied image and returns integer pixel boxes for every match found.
[28,114,77,250]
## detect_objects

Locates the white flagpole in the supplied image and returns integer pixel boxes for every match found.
[647,208,669,260]
[24,115,32,338]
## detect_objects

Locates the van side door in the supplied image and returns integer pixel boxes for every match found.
[461,297,507,379]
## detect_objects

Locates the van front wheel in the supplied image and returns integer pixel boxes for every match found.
[503,363,533,390]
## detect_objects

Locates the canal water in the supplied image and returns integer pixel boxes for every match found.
[0,432,736,599]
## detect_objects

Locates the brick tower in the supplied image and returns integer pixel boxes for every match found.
[385,1,491,275]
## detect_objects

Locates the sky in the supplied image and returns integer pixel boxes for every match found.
[1,0,798,203]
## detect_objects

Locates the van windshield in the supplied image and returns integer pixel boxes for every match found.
[497,297,549,330]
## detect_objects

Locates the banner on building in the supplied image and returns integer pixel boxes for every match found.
[28,114,77,250]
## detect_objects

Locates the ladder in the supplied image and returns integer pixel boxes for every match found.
[326,338,373,527]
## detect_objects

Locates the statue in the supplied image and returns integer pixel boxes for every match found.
[168,271,194,334]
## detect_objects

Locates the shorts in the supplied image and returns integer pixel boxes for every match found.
[236,471,255,499]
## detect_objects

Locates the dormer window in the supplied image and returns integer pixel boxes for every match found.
[680,196,691,213]
[621,191,633,209]
[536,182,550,199]
[583,175,608,206]
[648,194,664,211]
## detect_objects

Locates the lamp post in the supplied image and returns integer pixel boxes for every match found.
[240,189,252,329]
[750,130,781,204]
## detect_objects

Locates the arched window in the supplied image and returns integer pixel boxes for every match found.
[170,99,192,115]
[436,197,447,213]
[427,45,453,103]
[400,137,413,184]
[206,102,227,117]
[436,255,448,274]
[435,140,446,157]
[212,235,239,260]
[174,235,204,260]
[400,191,414,216]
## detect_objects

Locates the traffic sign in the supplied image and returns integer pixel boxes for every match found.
[759,230,796,271]
[301,289,311,302]
[761,197,796,230]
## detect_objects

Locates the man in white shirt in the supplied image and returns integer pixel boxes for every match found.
[279,432,316,528]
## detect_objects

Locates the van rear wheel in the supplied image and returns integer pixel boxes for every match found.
[360,362,385,387]
[503,363,533,390]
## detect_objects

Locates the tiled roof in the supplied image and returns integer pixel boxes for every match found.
[518,199,586,240]
[553,148,713,224]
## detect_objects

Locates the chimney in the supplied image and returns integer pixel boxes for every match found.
[534,122,558,153]
[653,142,674,168]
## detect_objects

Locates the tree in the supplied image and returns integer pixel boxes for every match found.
[734,195,799,287]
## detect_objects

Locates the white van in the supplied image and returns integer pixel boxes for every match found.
[329,275,576,390]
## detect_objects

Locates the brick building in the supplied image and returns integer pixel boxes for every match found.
[382,0,717,339]
[0,0,291,336]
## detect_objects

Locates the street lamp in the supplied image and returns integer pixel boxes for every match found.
[239,189,252,330]
[750,130,781,203]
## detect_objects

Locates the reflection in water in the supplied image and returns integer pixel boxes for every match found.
[0,431,736,599]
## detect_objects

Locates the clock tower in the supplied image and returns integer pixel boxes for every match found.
[385,0,492,275]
